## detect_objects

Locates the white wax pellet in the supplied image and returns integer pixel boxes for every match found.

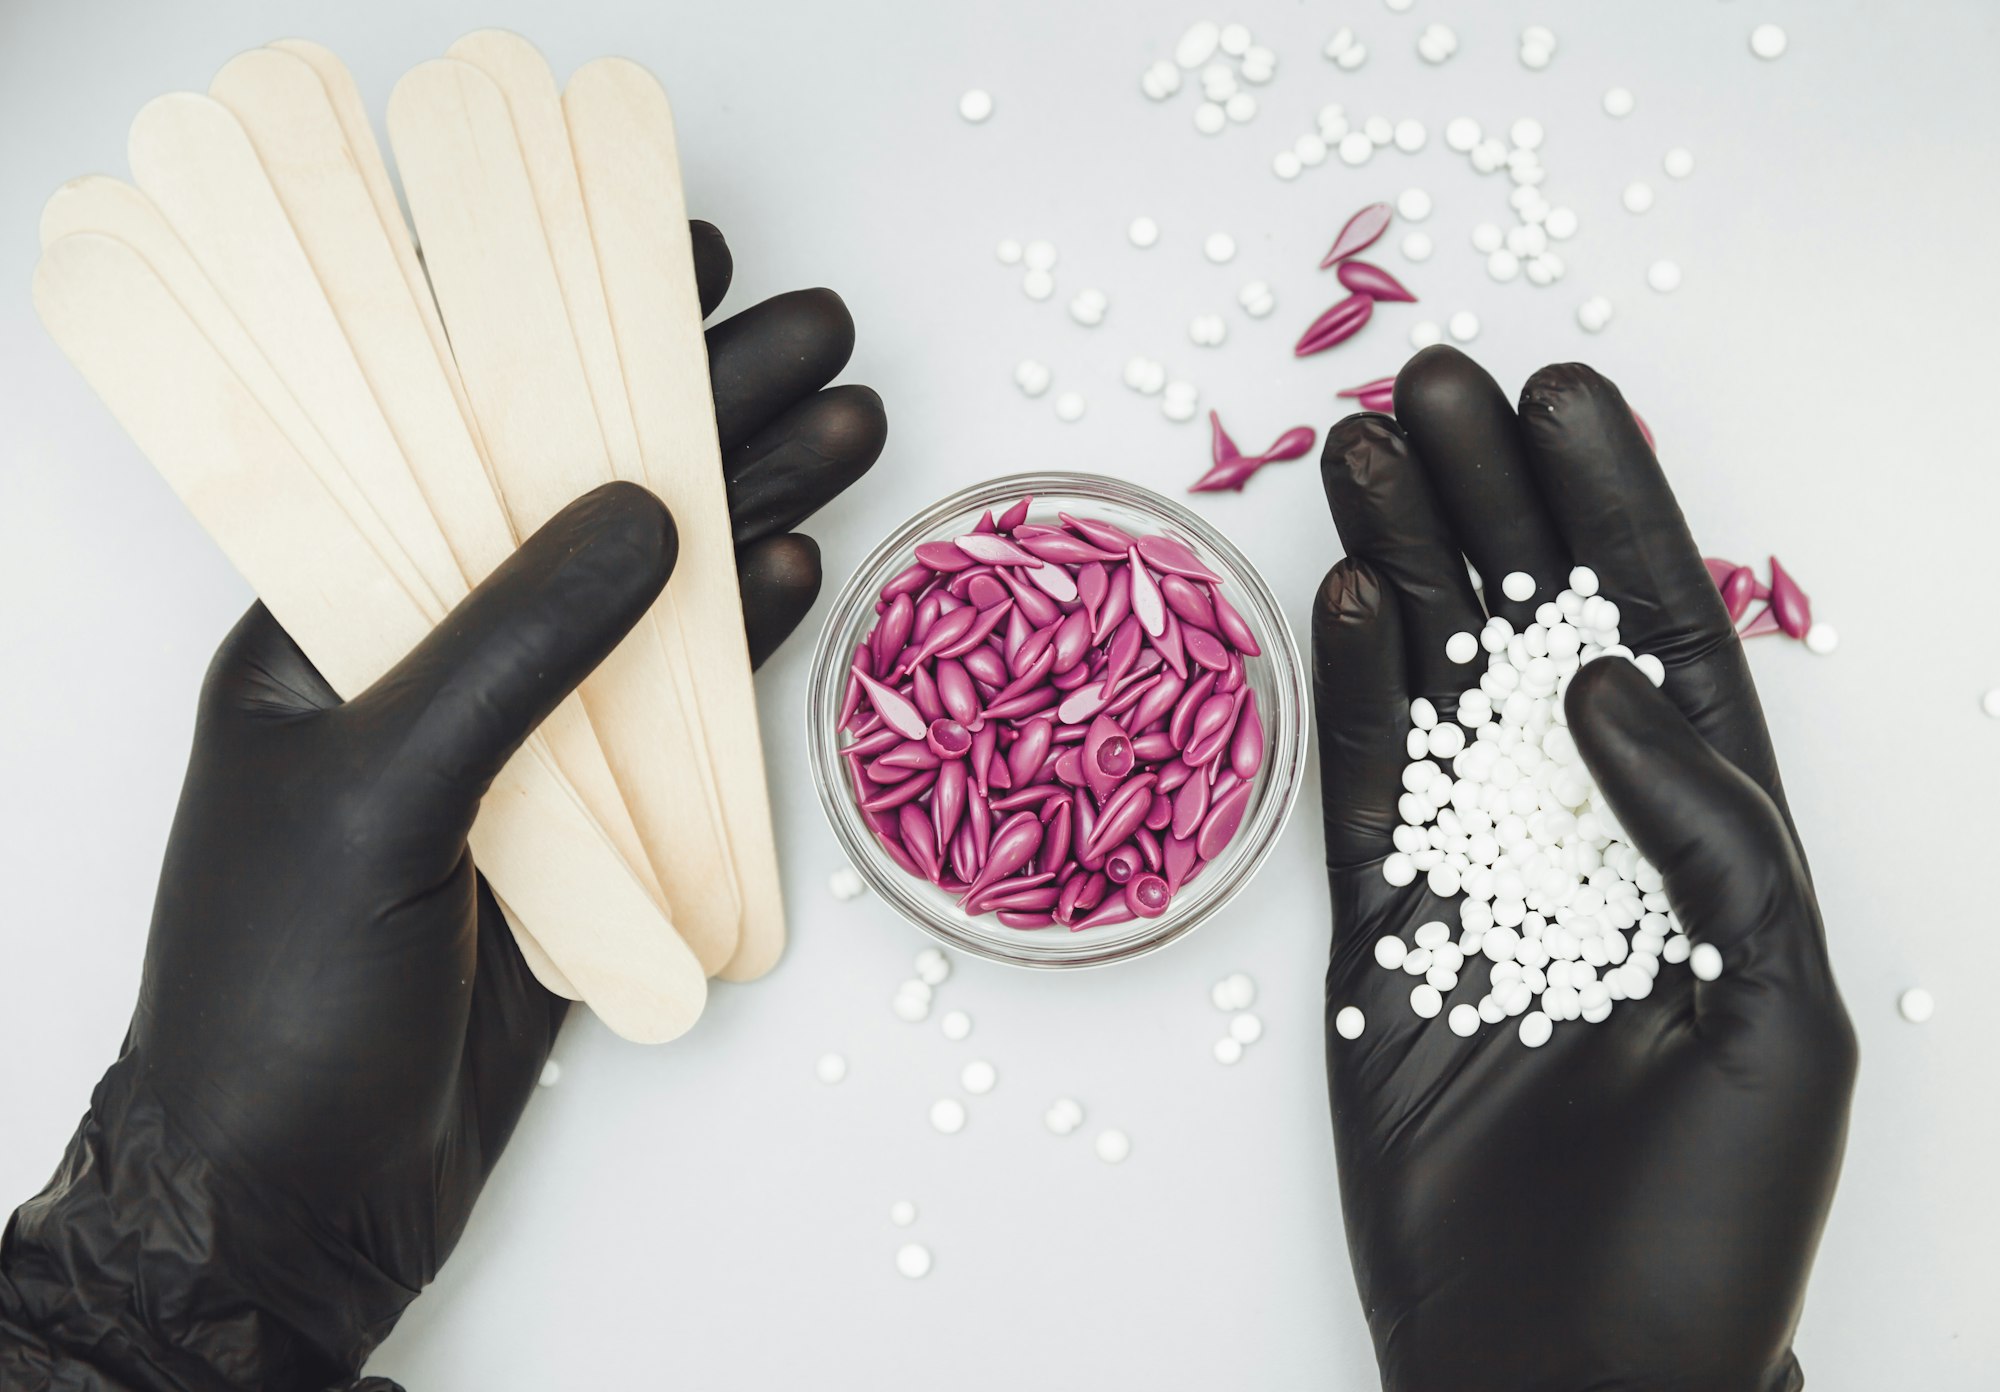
[1022,269,1054,301]
[1662,934,1691,965]
[1983,688,2000,719]
[1239,281,1276,318]
[1068,289,1108,326]
[1805,622,1838,655]
[1384,853,1416,887]
[1428,723,1466,760]
[1448,1003,1480,1037]
[961,1060,997,1095]
[1749,24,1788,60]
[1375,935,1408,970]
[1014,360,1051,397]
[1472,222,1504,253]
[1506,224,1548,258]
[1416,23,1458,64]
[1241,46,1275,83]
[1521,25,1556,52]
[1273,151,1304,180]
[941,1009,972,1041]
[816,1052,847,1084]
[1323,26,1357,59]
[894,991,930,1023]
[1410,320,1444,350]
[1488,250,1521,283]
[1200,63,1236,103]
[916,946,951,985]
[1402,232,1434,263]
[1094,1129,1131,1164]
[1576,295,1613,333]
[1648,260,1683,293]
[1128,216,1160,248]
[1509,117,1545,151]
[996,238,1023,265]
[1292,134,1329,167]
[1176,19,1221,68]
[1219,21,1251,55]
[1445,116,1482,152]
[1225,92,1258,123]
[1689,942,1723,982]
[1634,654,1666,687]
[1567,565,1599,597]
[1335,41,1369,71]
[1603,87,1635,118]
[1410,696,1438,730]
[890,1200,917,1227]
[1335,1005,1366,1039]
[1394,119,1428,153]
[1410,983,1443,1018]
[1339,131,1374,165]
[1194,101,1227,135]
[1318,103,1349,138]
[1545,207,1579,240]
[1397,188,1433,221]
[1446,631,1479,665]
[1386,0,1414,10]
[1898,987,1935,1024]
[830,866,867,900]
[1501,571,1536,602]
[1471,139,1507,173]
[1214,1036,1244,1064]
[1045,1098,1084,1135]
[930,1098,967,1134]
[896,1243,932,1279]
[1023,239,1056,271]
[1622,181,1655,214]
[1414,920,1451,949]
[959,89,993,123]
[1188,314,1227,346]
[1519,42,1551,71]
[1204,232,1237,263]
[1518,1010,1553,1047]
[1229,1012,1264,1044]
[1162,384,1200,422]
[1448,311,1480,343]
[1225,973,1257,1009]
[538,1058,562,1087]
[1053,392,1087,423]
[1663,147,1695,179]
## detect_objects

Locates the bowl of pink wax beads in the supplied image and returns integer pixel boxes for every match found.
[808,474,1308,968]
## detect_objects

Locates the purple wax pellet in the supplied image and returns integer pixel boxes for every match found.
[971,724,998,796]
[1134,826,1163,872]
[929,717,974,760]
[1027,561,1079,602]
[1128,671,1185,733]
[1156,757,1193,793]
[1003,604,1031,666]
[873,741,940,773]
[1105,844,1141,884]
[1338,374,1398,401]
[1083,714,1135,803]
[1056,872,1089,926]
[861,769,936,813]
[1335,258,1418,303]
[1171,772,1209,841]
[1072,897,1136,932]
[839,667,866,733]
[873,825,926,879]
[1000,567,1062,627]
[1050,610,1092,672]
[996,495,1033,531]
[1170,672,1219,748]
[1038,800,1074,875]
[1186,692,1239,760]
[967,870,1056,916]
[914,541,976,572]
[984,884,1061,913]
[900,803,941,881]
[1008,716,1054,788]
[1230,692,1264,779]
[1294,294,1376,357]
[1184,626,1230,673]
[972,510,998,534]
[847,726,902,759]
[1019,531,1121,565]
[1127,548,1167,637]
[1152,611,1188,680]
[1163,835,1198,892]
[1768,556,1812,638]
[905,606,978,670]
[1053,747,1084,787]
[1319,201,1394,267]
[991,782,1061,812]
[1721,566,1757,623]
[936,658,978,725]
[853,667,927,741]
[912,593,944,643]
[967,786,992,863]
[1124,873,1171,920]
[1160,574,1219,632]
[963,810,1044,900]
[950,819,978,882]
[964,573,1010,609]
[872,594,913,672]
[1057,680,1110,724]
[1082,775,1158,863]
[1012,620,1058,677]
[1196,779,1254,860]
[932,761,969,853]
[1144,790,1174,831]
[935,600,1013,659]
[999,911,1055,930]
[1135,534,1223,583]
[881,561,932,601]
[1102,616,1144,690]
[984,683,1059,724]
[1217,652,1245,694]
[1060,512,1139,553]
[1051,662,1092,692]
[911,665,945,723]
[1093,565,1132,644]
[1076,562,1108,630]
[962,645,1007,689]
[1105,674,1162,723]
[955,532,1039,567]
[987,649,1055,708]
[1210,588,1262,656]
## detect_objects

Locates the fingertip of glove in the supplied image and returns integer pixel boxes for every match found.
[1319,411,1406,499]
[1314,557,1386,631]
[560,481,678,602]
[1390,343,1484,417]
[806,383,889,468]
[1517,361,1632,438]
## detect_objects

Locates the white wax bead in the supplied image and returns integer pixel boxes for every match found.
[1509,117,1545,151]
[1214,1036,1244,1065]
[1448,1003,1480,1037]
[816,1052,848,1084]
[1219,22,1251,55]
[1323,26,1358,59]
[1195,101,1228,135]
[1335,42,1368,71]
[1225,973,1256,1009]
[1488,250,1521,283]
[1445,116,1482,152]
[1472,222,1505,253]
[996,238,1024,266]
[1053,392,1087,423]
[1402,946,1433,975]
[1471,139,1507,173]
[1983,688,2000,719]
[1242,46,1277,82]
[1046,1097,1084,1134]
[1318,103,1350,139]
[1749,24,1787,60]
[1176,20,1221,67]
[1225,92,1258,122]
[1603,86,1635,118]
[959,1060,997,1095]
[1664,147,1695,179]
[1339,131,1375,164]
[894,991,930,1023]
[1410,983,1444,1018]
[830,866,867,900]
[1427,864,1462,899]
[1402,232,1434,262]
[537,1058,562,1087]
[1394,119,1428,152]
[1095,1129,1131,1164]
[1898,987,1935,1024]
[1335,1005,1366,1039]
[1022,269,1055,301]
[1567,566,1599,597]
[1406,728,1430,759]
[1383,853,1417,887]
[1546,207,1579,241]
[1518,1010,1552,1047]
[1273,151,1303,180]
[1648,260,1683,293]
[1296,134,1330,165]
[1203,232,1237,264]
[938,1009,972,1042]
[1128,216,1161,248]
[1622,181,1655,214]
[959,89,994,123]
[1398,187,1433,221]
[1805,623,1838,655]
[1478,994,1505,1024]
[1448,311,1481,343]
[1501,571,1536,603]
[1519,43,1551,70]
[1634,654,1667,687]
[1414,920,1451,949]
[916,947,951,985]
[897,1243,933,1278]
[930,1098,967,1134]
[890,1200,917,1227]
[1428,723,1466,760]
[1188,314,1227,346]
[1689,942,1723,981]
[1410,696,1439,730]
[1230,1012,1264,1044]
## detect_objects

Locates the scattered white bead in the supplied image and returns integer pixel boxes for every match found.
[1416,22,1458,64]
[941,1009,972,1041]
[1238,281,1276,318]
[1444,116,1482,152]
[1240,45,1276,83]
[1068,288,1108,327]
[1128,216,1160,248]
[896,1243,933,1279]
[1225,92,1258,123]
[960,1060,997,1095]
[1176,20,1221,68]
[1447,311,1481,343]
[1224,973,1256,1009]
[1189,314,1228,347]
[1488,249,1521,283]
[1802,622,1838,656]
[1203,232,1237,264]
[1603,86,1636,118]
[1411,983,1443,1018]
[890,1200,917,1227]
[1447,631,1479,664]
[1363,115,1394,147]
[1471,139,1507,173]
[1983,688,2000,719]
[1472,222,1504,253]
[1335,1006,1366,1039]
[816,1052,847,1084]
[1287,135,1325,168]
[894,989,931,1023]
[995,238,1023,266]
[830,866,866,900]
[1402,232,1434,263]
[1053,391,1087,422]
[1022,269,1054,301]
[1397,188,1433,221]
[929,1098,967,1134]
[1568,566,1599,597]
[1383,851,1417,886]
[1094,1129,1132,1164]
[1318,103,1350,140]
[1339,130,1375,165]
[538,1058,561,1087]
[1162,382,1200,421]
[1634,654,1667,687]
[958,89,993,123]
[1409,320,1444,349]
[1898,987,1935,1024]
[1519,42,1552,72]
[1501,571,1535,602]
[1518,1010,1553,1047]
[1750,24,1788,60]
[1219,22,1251,56]
[1545,206,1579,240]
[1194,101,1227,135]
[1521,25,1556,53]
[1509,117,1545,151]
[1140,60,1182,101]
[1374,935,1408,970]
[1229,1012,1264,1044]
[1045,1097,1084,1135]
[1394,119,1428,153]
[1448,1003,1480,1037]
[1014,360,1051,397]
[1622,181,1656,214]
[1576,294,1614,333]
[1335,41,1369,71]
[1273,150,1304,180]
[1647,260,1683,293]
[1214,1036,1244,1064]
[1663,147,1695,179]
[1123,356,1167,394]
[1024,240,1056,272]
[915,947,950,985]
[1689,942,1723,982]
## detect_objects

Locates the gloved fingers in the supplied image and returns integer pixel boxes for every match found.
[738,532,822,670]
[690,219,732,319]
[1313,558,1413,872]
[724,383,887,548]
[463,878,569,1179]
[1565,658,1846,1042]
[707,288,858,454]
[1393,347,1573,630]
[201,601,342,718]
[353,482,676,823]
[1321,413,1489,709]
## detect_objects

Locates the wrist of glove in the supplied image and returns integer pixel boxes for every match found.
[3,1052,408,1392]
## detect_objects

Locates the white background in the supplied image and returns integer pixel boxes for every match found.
[3,1,1996,1387]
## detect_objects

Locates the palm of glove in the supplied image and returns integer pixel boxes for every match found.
[1313,349,1856,1392]
[1,223,885,1390]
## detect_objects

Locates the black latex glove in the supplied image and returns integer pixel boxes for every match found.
[0,222,884,1392]
[1313,347,1856,1392]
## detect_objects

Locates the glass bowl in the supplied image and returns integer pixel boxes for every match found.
[806,473,1308,969]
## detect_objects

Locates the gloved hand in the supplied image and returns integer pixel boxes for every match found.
[1313,347,1856,1392]
[0,222,884,1392]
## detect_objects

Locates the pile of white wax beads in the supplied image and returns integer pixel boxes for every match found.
[1363,567,1719,1048]
[1209,973,1262,1064]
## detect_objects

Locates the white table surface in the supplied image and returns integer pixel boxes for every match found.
[3,1,1995,1387]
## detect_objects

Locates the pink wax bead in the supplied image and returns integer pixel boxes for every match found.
[914,541,975,572]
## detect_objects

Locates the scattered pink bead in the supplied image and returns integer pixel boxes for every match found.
[1192,415,1319,493]
[1319,201,1395,268]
